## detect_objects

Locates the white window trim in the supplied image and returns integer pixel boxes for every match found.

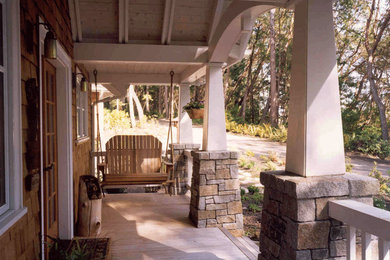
[0,0,27,236]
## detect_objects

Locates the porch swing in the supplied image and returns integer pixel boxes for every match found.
[94,70,177,193]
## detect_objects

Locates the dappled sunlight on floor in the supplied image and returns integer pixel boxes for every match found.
[101,193,249,260]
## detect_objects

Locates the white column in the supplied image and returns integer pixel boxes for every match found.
[286,0,345,177]
[202,62,227,150]
[178,83,193,143]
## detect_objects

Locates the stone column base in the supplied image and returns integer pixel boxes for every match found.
[259,171,379,260]
[189,151,243,236]
[170,143,200,194]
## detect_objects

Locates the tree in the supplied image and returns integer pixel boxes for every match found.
[364,0,390,140]
[269,9,278,127]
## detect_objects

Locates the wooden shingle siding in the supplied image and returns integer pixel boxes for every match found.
[0,1,74,259]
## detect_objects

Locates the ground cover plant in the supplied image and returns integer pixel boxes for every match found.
[241,185,264,240]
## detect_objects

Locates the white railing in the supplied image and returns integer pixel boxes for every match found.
[329,200,390,260]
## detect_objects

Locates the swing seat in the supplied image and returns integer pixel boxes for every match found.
[99,135,167,187]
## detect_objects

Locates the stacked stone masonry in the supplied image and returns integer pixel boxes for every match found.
[170,143,200,194]
[189,151,243,236]
[259,171,379,260]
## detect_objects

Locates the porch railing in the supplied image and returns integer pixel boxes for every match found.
[329,200,390,260]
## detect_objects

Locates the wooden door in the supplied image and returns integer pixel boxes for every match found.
[42,59,58,241]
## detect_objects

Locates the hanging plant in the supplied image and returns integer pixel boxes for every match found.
[183,100,204,119]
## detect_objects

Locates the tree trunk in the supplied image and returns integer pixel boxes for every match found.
[269,9,278,127]
[239,23,261,119]
[158,86,163,115]
[128,87,136,127]
[364,1,390,140]
[129,85,144,121]
[145,86,150,112]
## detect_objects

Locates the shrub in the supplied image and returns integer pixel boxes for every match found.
[248,203,262,213]
[344,126,390,159]
[238,157,255,169]
[247,185,260,194]
[104,109,131,130]
[369,162,390,196]
[225,119,287,143]
[252,192,264,203]
[374,197,387,210]
[241,188,246,196]
[245,150,255,157]
[262,161,277,171]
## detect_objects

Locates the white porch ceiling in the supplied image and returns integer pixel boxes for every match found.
[69,0,293,96]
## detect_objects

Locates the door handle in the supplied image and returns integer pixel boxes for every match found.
[43,163,54,172]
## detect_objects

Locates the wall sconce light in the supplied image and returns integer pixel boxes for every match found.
[25,21,57,59]
[74,73,89,92]
[44,30,57,59]
[37,22,57,59]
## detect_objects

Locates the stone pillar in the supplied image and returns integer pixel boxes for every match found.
[178,84,193,143]
[170,143,200,194]
[259,171,379,260]
[189,151,243,236]
[202,63,227,151]
[286,0,345,177]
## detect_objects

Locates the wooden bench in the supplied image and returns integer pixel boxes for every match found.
[100,135,167,186]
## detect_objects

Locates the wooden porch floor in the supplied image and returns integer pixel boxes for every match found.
[101,193,253,260]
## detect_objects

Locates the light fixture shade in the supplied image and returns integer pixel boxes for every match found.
[80,78,88,92]
[44,31,57,59]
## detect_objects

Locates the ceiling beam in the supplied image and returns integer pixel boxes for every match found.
[96,73,181,85]
[74,0,82,42]
[124,0,129,43]
[161,0,176,45]
[118,0,129,43]
[208,0,224,44]
[74,43,208,64]
[118,0,124,43]
[68,0,77,41]
[180,65,206,83]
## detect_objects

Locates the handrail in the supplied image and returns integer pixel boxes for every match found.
[329,200,390,260]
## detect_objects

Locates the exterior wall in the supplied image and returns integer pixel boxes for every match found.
[0,0,73,259]
[72,64,92,228]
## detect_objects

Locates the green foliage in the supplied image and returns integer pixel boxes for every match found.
[373,197,387,210]
[182,99,204,112]
[248,203,262,213]
[252,192,264,203]
[104,109,131,130]
[226,119,287,143]
[238,156,255,169]
[344,126,390,159]
[241,188,246,196]
[247,185,260,194]
[262,161,277,171]
[369,162,390,197]
[48,237,90,260]
[245,150,255,157]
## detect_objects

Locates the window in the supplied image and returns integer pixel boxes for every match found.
[76,70,88,139]
[0,0,26,236]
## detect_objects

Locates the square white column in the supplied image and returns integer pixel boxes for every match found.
[202,63,227,150]
[286,0,345,177]
[178,84,193,143]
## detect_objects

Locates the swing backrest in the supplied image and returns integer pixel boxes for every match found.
[105,135,162,175]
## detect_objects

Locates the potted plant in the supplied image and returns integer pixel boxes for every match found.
[183,100,204,119]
